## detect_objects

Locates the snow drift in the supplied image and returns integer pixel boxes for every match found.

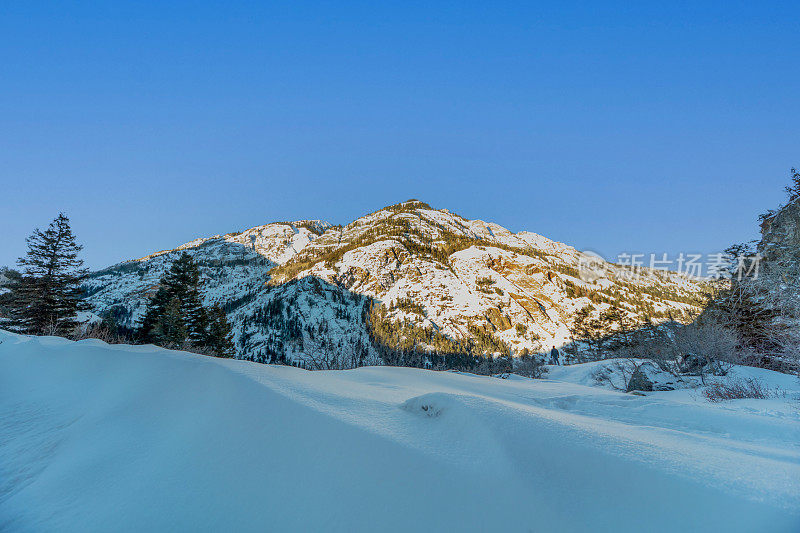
[1,330,798,532]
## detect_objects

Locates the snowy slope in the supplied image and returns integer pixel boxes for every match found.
[1,331,798,532]
[271,201,706,347]
[82,201,710,364]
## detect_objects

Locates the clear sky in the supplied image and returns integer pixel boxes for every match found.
[2,1,798,270]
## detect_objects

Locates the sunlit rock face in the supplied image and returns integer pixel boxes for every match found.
[83,200,709,362]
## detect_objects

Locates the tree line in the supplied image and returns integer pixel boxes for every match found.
[5,170,798,378]
[0,214,234,358]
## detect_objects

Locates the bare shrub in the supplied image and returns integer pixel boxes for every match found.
[702,377,776,402]
[42,319,64,337]
[719,242,800,372]
[591,359,640,391]
[72,322,128,344]
[670,314,744,381]
[514,353,547,378]
[302,337,375,370]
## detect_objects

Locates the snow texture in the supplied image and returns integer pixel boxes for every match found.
[1,330,798,532]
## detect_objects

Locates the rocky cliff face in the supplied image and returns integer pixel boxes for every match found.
[83,201,709,364]
[759,198,800,280]
[718,195,800,365]
[752,197,800,358]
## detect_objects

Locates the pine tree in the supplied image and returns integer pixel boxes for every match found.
[163,254,206,343]
[156,296,188,346]
[187,304,208,346]
[138,286,170,343]
[205,304,235,358]
[571,306,600,361]
[784,167,800,202]
[138,253,206,346]
[6,214,88,335]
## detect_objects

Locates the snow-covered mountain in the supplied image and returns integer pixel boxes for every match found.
[83,200,709,363]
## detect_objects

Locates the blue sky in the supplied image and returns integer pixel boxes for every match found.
[2,1,798,270]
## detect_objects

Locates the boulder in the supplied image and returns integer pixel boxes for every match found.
[677,353,706,374]
[626,367,653,392]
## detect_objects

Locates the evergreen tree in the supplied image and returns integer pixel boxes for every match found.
[6,214,88,335]
[156,296,188,346]
[205,304,235,358]
[138,253,206,346]
[163,254,206,343]
[571,306,602,361]
[138,286,171,344]
[784,167,800,202]
[187,305,209,346]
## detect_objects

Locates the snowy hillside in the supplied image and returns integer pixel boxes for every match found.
[1,331,798,532]
[82,201,710,364]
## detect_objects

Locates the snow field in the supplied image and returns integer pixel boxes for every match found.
[1,331,798,532]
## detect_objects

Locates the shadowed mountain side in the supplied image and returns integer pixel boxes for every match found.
[81,201,712,366]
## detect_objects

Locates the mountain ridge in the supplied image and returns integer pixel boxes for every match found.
[82,200,710,365]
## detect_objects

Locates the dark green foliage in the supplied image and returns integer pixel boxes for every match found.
[5,214,89,335]
[138,286,171,342]
[205,304,235,358]
[568,304,643,362]
[568,306,603,362]
[98,308,136,341]
[366,301,510,373]
[157,296,189,345]
[138,253,230,357]
[0,268,22,323]
[237,279,370,366]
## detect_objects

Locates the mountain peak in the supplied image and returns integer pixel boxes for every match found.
[83,200,710,363]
